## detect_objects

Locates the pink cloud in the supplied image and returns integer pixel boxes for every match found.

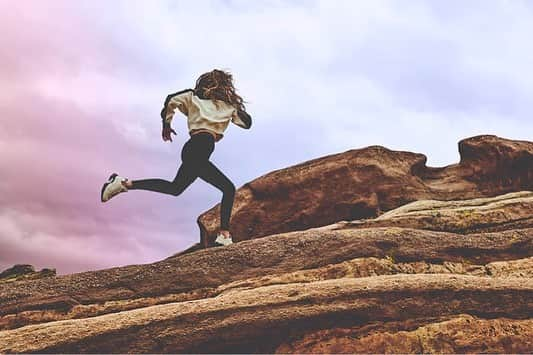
[0,85,204,274]
[0,1,205,275]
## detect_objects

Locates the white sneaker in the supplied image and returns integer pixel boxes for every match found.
[101,173,129,202]
[214,232,233,246]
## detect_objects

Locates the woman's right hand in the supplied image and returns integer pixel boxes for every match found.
[162,125,176,142]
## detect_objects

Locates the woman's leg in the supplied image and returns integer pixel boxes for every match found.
[127,162,199,196]
[127,134,214,196]
[127,136,206,196]
[197,160,236,231]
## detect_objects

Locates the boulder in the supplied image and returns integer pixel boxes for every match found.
[0,264,56,283]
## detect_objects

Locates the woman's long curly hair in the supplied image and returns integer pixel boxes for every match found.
[194,69,248,112]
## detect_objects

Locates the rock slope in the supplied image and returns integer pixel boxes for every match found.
[0,134,531,353]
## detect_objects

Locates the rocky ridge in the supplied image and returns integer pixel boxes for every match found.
[0,134,531,353]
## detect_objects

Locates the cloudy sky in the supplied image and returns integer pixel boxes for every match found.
[1,0,532,275]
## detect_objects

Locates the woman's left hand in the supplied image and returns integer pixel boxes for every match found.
[162,126,177,142]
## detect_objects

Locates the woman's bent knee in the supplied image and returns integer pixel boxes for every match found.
[170,185,186,196]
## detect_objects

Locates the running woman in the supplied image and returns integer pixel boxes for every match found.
[100,69,252,247]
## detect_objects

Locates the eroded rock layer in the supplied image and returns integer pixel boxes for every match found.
[1,275,531,353]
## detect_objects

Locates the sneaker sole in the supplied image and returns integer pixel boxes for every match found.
[101,173,119,202]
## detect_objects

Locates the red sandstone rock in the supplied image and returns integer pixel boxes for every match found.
[197,134,533,247]
[0,275,531,353]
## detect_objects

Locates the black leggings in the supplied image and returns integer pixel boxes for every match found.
[129,132,236,230]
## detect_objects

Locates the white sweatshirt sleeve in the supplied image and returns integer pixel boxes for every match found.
[161,89,193,125]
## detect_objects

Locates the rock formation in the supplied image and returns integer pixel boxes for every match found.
[196,134,532,248]
[0,264,56,284]
[0,134,531,353]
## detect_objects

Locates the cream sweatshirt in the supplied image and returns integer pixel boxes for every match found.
[160,89,252,141]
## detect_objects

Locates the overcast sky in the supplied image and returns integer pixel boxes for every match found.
[1,0,532,275]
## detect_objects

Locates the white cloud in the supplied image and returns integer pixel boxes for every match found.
[76,0,533,167]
